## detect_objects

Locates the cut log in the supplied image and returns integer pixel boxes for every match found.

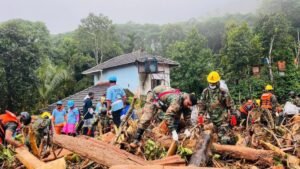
[53,134,148,167]
[110,165,224,169]
[15,147,46,169]
[212,143,275,166]
[188,130,211,166]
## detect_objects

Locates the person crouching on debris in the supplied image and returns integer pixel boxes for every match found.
[63,100,79,136]
[0,110,31,147]
[130,85,197,148]
[239,99,256,121]
[198,71,235,144]
[52,101,67,135]
[27,111,52,150]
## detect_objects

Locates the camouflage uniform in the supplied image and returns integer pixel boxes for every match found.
[198,87,234,127]
[138,85,191,132]
[289,97,300,107]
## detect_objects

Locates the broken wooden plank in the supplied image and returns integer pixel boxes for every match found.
[15,147,46,169]
[53,134,148,167]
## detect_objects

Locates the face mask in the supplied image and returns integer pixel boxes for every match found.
[209,84,217,89]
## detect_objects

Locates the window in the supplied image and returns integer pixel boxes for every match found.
[151,79,161,88]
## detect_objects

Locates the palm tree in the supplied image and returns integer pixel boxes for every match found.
[36,58,72,108]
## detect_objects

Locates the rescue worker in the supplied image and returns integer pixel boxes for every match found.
[198,71,235,144]
[28,111,52,150]
[288,91,300,107]
[199,71,234,127]
[106,76,126,128]
[0,110,31,147]
[239,99,256,120]
[260,84,278,113]
[260,85,279,127]
[130,85,197,148]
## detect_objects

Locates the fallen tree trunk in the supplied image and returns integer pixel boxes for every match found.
[189,130,211,166]
[110,165,224,169]
[53,134,148,167]
[212,143,275,166]
[15,147,46,169]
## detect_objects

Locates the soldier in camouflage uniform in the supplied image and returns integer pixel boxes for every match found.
[130,85,197,148]
[198,71,235,144]
[288,91,300,107]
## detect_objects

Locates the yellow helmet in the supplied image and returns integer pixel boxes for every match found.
[207,71,221,83]
[265,84,273,91]
[41,111,51,119]
[255,99,261,106]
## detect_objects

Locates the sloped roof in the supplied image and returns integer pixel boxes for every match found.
[82,51,179,75]
[47,85,108,111]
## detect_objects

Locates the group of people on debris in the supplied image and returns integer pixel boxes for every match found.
[0,71,299,149]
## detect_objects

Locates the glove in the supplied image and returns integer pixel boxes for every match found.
[88,108,94,115]
[230,115,237,126]
[172,130,178,141]
[184,129,191,137]
[198,115,204,125]
[120,115,126,120]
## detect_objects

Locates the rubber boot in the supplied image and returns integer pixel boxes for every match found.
[130,128,145,148]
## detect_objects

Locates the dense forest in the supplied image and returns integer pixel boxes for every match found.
[0,0,299,112]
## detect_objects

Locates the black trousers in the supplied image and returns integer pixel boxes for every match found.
[112,109,123,127]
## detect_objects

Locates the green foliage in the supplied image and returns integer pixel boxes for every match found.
[177,145,193,160]
[144,139,166,160]
[76,13,123,64]
[0,145,15,168]
[166,29,213,96]
[0,19,50,112]
[36,58,72,107]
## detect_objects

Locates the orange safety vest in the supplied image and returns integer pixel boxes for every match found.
[239,102,254,115]
[261,93,273,110]
[0,111,20,144]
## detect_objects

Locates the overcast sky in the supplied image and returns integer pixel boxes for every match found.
[0,0,262,34]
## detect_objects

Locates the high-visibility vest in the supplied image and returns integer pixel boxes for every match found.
[261,93,273,110]
[239,102,254,114]
[0,111,20,144]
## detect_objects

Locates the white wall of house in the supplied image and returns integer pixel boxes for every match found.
[93,63,172,95]
[94,64,140,93]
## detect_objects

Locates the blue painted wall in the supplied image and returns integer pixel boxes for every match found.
[94,64,140,92]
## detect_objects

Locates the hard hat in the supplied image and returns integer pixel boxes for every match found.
[67,100,75,108]
[265,84,273,91]
[20,112,32,125]
[41,111,51,119]
[108,76,117,82]
[56,101,63,105]
[207,71,221,83]
[255,99,261,106]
